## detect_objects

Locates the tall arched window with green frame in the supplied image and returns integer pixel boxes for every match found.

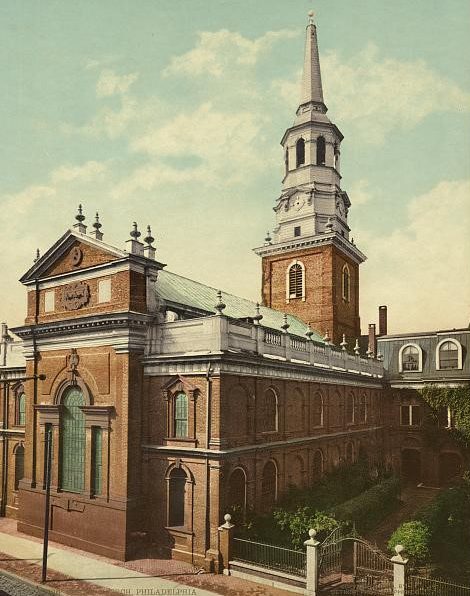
[174,392,188,438]
[17,392,26,426]
[60,387,86,493]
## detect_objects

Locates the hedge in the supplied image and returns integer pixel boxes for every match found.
[332,476,401,533]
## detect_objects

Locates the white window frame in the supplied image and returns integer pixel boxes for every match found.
[400,404,421,427]
[435,338,463,371]
[286,260,306,303]
[398,343,423,373]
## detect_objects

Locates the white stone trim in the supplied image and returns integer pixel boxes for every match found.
[285,259,306,303]
[435,338,463,370]
[398,343,423,373]
[26,261,132,290]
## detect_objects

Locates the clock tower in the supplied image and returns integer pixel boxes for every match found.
[254,12,365,346]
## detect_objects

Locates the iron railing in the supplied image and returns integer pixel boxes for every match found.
[407,575,470,596]
[232,537,306,577]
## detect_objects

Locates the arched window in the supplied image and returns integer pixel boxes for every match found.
[312,392,323,427]
[399,344,422,372]
[346,442,354,464]
[168,467,187,527]
[358,394,367,423]
[60,387,86,493]
[174,392,188,438]
[17,392,26,426]
[342,265,350,302]
[436,339,462,370]
[285,147,289,175]
[312,449,324,481]
[262,388,278,432]
[287,261,305,300]
[296,138,305,167]
[227,468,247,512]
[261,461,277,511]
[346,393,355,424]
[316,136,326,165]
[15,445,25,490]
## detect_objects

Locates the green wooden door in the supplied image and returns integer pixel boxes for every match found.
[60,388,85,492]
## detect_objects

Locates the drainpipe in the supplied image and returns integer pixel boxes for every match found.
[204,363,213,563]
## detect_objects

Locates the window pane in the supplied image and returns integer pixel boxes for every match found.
[401,406,410,426]
[60,388,85,493]
[174,393,188,438]
[402,346,419,371]
[18,393,26,426]
[169,468,186,527]
[411,406,421,426]
[439,342,458,369]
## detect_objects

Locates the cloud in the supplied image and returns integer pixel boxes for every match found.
[359,179,470,332]
[96,69,139,97]
[348,179,373,207]
[51,161,107,184]
[164,29,299,78]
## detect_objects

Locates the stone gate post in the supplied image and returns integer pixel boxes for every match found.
[217,513,235,575]
[304,528,320,596]
[391,544,408,596]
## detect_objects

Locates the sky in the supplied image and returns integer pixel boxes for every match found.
[1,0,469,334]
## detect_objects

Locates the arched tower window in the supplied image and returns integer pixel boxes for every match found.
[316,136,326,165]
[60,387,86,493]
[17,392,26,426]
[287,261,305,300]
[285,147,289,175]
[436,339,462,370]
[296,138,305,168]
[342,265,350,302]
[346,393,355,424]
[168,467,187,527]
[261,461,277,511]
[312,449,324,481]
[15,445,25,490]
[174,392,188,438]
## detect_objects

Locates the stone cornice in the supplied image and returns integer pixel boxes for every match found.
[253,232,366,264]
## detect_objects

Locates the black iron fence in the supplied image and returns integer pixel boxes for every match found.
[232,537,306,577]
[407,575,470,596]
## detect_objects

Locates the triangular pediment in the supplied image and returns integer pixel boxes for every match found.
[20,230,128,284]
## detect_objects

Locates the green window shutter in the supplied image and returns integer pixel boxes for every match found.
[91,427,102,496]
[18,393,26,426]
[60,388,85,493]
[174,392,188,438]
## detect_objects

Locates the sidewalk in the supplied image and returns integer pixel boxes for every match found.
[0,519,298,596]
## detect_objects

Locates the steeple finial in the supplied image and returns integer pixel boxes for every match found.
[73,204,87,234]
[143,225,156,260]
[91,212,103,241]
[298,10,325,113]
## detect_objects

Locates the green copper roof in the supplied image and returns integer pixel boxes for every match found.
[156,269,324,343]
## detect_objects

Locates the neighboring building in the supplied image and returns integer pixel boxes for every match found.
[377,327,470,487]
[0,13,467,569]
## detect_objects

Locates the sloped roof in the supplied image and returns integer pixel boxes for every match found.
[156,270,324,342]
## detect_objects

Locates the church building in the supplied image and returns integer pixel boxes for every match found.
[0,13,467,570]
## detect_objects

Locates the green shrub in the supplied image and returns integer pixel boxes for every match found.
[273,508,339,549]
[388,521,432,564]
[332,476,401,532]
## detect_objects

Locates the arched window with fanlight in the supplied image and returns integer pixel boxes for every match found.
[296,138,305,167]
[261,388,278,433]
[399,343,423,373]
[17,391,26,426]
[342,264,350,302]
[227,468,247,513]
[316,136,326,165]
[261,460,277,511]
[287,260,305,301]
[436,339,462,370]
[312,392,324,427]
[60,387,86,493]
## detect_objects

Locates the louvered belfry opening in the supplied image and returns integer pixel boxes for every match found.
[60,387,86,493]
[289,263,303,298]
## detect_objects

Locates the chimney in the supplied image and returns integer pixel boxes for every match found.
[379,305,388,336]
[368,323,376,357]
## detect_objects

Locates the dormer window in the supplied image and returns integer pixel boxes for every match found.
[436,339,462,370]
[399,343,423,373]
[296,138,305,167]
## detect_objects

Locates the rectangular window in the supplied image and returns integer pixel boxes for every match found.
[44,290,55,312]
[91,427,103,496]
[400,405,421,426]
[98,279,111,303]
[294,226,301,237]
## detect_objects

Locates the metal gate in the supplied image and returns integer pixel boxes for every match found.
[318,526,344,586]
[353,539,393,595]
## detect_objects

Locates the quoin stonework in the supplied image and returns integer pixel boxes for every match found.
[0,13,468,570]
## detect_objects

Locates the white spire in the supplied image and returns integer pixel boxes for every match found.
[298,11,325,112]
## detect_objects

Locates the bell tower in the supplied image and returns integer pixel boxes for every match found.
[254,11,365,346]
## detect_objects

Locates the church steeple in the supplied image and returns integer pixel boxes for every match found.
[298,11,326,115]
[254,12,366,346]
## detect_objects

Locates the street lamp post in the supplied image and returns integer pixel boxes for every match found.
[41,424,52,583]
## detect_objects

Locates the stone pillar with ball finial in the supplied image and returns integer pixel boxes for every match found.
[304,528,321,595]
[217,513,235,574]
[391,544,408,596]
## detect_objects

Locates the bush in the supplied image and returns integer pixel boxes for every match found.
[332,476,401,533]
[273,508,339,550]
[388,521,432,564]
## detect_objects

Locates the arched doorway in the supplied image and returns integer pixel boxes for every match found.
[401,449,421,483]
[439,452,462,485]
